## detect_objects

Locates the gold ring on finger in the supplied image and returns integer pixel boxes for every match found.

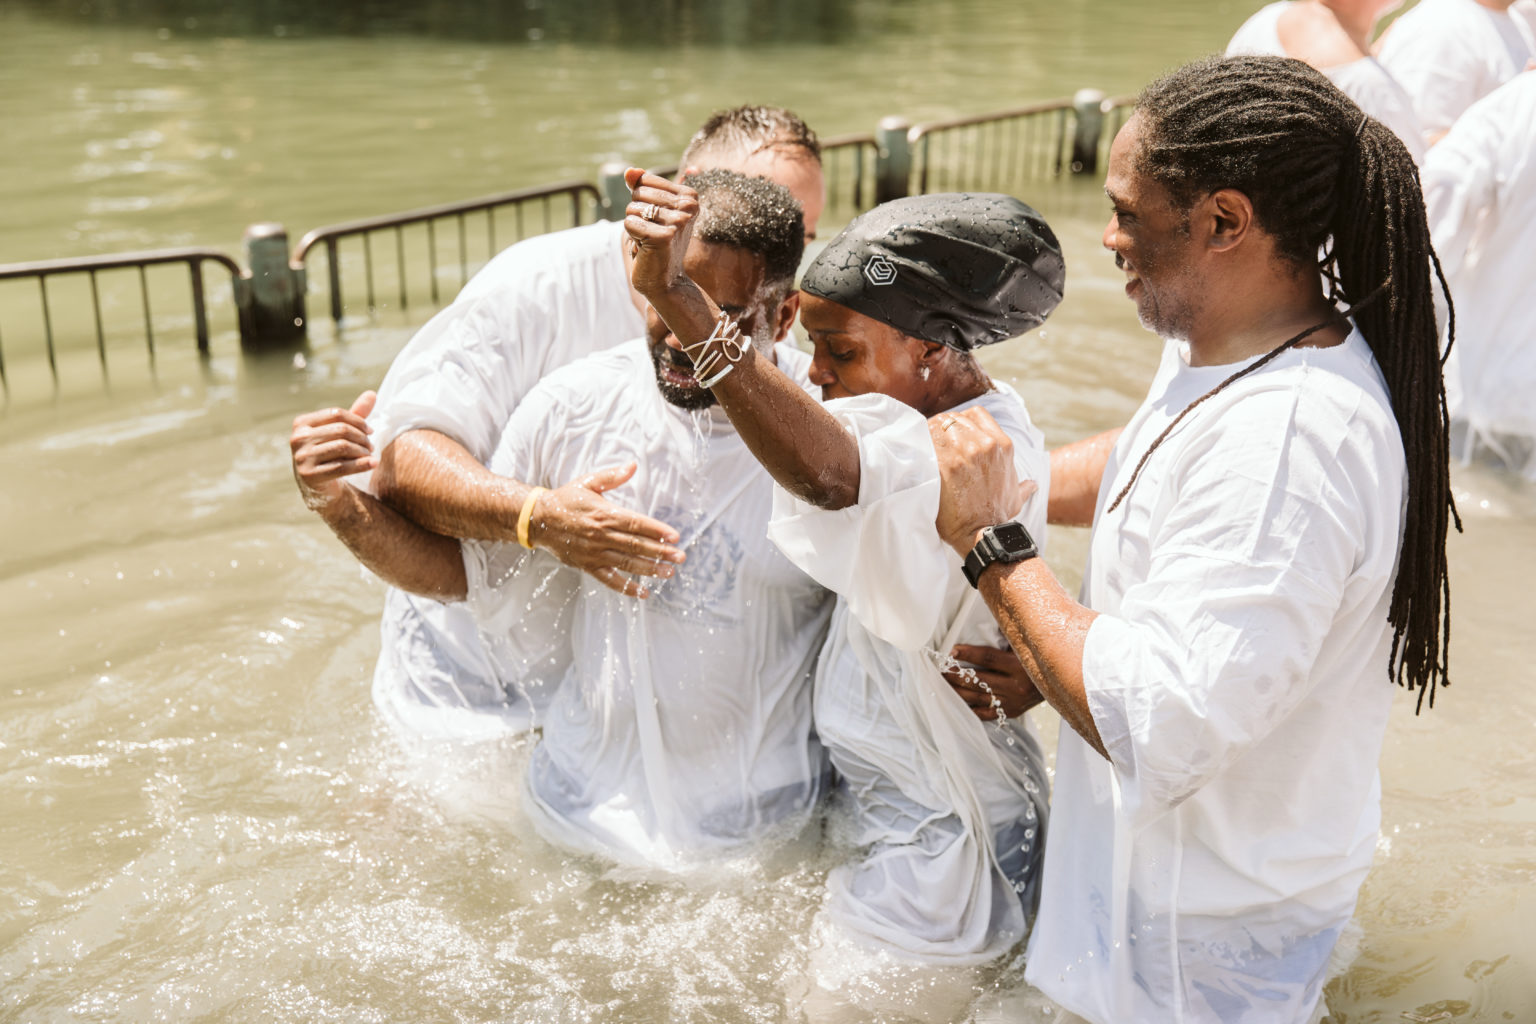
[641,203,661,222]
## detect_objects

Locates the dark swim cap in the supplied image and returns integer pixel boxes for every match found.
[800,193,1065,352]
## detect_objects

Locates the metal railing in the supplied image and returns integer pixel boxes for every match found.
[0,248,247,392]
[292,180,603,325]
[819,132,880,220]
[642,132,879,227]
[1098,94,1137,168]
[908,97,1079,195]
[0,90,1141,393]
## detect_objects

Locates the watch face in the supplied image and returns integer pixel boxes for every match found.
[990,521,1035,555]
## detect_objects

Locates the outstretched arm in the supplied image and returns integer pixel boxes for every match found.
[624,167,863,510]
[296,397,684,601]
[1047,428,1121,527]
[376,430,684,598]
[374,429,532,542]
[290,392,468,602]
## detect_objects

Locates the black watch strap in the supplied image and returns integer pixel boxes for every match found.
[962,521,1039,588]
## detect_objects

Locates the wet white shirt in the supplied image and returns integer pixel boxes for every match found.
[1378,0,1534,144]
[1225,1,1426,163]
[1025,330,1405,1024]
[1424,72,1536,478]
[463,340,834,868]
[361,220,644,741]
[768,385,1052,967]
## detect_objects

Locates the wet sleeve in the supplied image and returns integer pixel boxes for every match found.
[1080,387,1383,827]
[366,295,537,470]
[765,394,962,650]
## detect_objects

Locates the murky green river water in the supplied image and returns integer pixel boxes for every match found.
[2,2,1533,1021]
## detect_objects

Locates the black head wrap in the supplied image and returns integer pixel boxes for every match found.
[800,193,1065,352]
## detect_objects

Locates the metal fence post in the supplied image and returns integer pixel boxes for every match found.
[1070,89,1107,176]
[238,223,306,349]
[599,162,632,221]
[874,117,912,204]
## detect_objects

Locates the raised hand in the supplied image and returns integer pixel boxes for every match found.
[622,167,702,305]
[526,462,686,599]
[291,391,378,511]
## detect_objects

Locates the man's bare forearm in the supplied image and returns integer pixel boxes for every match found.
[977,558,1106,758]
[316,483,468,602]
[714,346,861,510]
[374,429,534,543]
[1047,428,1122,528]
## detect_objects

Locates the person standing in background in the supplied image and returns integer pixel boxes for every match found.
[1423,72,1536,476]
[1226,0,1427,162]
[1378,0,1533,146]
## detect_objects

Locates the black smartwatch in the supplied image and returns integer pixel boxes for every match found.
[962,521,1039,588]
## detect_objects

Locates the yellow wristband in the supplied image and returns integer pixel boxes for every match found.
[517,486,547,550]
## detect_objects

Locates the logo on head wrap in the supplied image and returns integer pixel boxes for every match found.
[862,254,897,287]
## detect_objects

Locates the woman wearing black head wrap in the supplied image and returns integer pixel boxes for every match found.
[625,171,1062,1003]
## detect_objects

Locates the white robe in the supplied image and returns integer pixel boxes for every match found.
[463,340,834,868]
[1517,0,1536,39]
[1423,72,1536,478]
[767,386,1052,967]
[1025,330,1405,1024]
[1226,1,1427,164]
[360,220,644,741]
[1378,0,1535,144]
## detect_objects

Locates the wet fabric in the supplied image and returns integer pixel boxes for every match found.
[1225,1,1426,164]
[768,385,1051,965]
[1423,73,1536,479]
[800,193,1064,353]
[359,220,643,739]
[462,340,834,868]
[1025,329,1405,1023]
[1378,0,1534,143]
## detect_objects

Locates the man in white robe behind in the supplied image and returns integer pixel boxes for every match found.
[1422,72,1536,477]
[292,170,833,867]
[292,107,825,743]
[1225,0,1426,162]
[1377,0,1534,146]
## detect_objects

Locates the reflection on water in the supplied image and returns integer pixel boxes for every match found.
[2,3,1535,1022]
[15,0,869,48]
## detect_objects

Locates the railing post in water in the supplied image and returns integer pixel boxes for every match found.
[237,222,306,350]
[874,117,912,204]
[599,162,632,222]
[1070,89,1107,176]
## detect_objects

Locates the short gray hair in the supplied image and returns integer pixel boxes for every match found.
[680,105,821,168]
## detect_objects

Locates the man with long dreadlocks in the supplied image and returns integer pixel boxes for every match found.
[930,55,1456,1023]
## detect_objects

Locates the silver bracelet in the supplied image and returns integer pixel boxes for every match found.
[681,309,752,388]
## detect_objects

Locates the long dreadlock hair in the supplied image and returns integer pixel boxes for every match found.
[1131,54,1459,711]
